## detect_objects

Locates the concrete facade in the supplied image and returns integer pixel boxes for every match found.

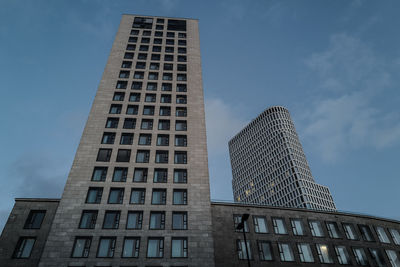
[229,106,336,211]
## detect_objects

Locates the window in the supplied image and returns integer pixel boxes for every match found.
[148,72,158,80]
[13,237,35,259]
[86,187,103,203]
[152,189,166,204]
[24,210,46,229]
[150,62,160,69]
[106,118,118,128]
[236,240,252,260]
[138,134,152,145]
[123,118,136,129]
[97,237,116,258]
[172,212,187,230]
[278,243,294,262]
[176,107,187,117]
[120,133,133,145]
[133,71,144,79]
[130,188,145,204]
[335,245,351,265]
[159,106,171,116]
[164,63,173,70]
[290,219,304,235]
[369,248,386,267]
[101,132,115,144]
[178,47,186,54]
[109,104,122,114]
[389,228,400,245]
[130,29,139,35]
[163,73,173,80]
[343,223,358,240]
[174,151,187,164]
[157,18,165,23]
[177,74,187,81]
[161,83,172,91]
[177,84,187,92]
[161,94,172,103]
[316,244,333,263]
[376,226,390,243]
[143,30,151,36]
[178,32,186,38]
[108,188,124,204]
[128,36,137,43]
[272,217,287,234]
[154,38,162,44]
[233,215,249,232]
[258,241,273,261]
[103,211,120,229]
[359,224,374,241]
[113,92,125,101]
[145,93,156,102]
[141,119,153,130]
[152,46,161,52]
[121,61,132,68]
[386,250,400,267]
[126,44,135,50]
[176,120,187,131]
[124,52,134,59]
[151,53,161,60]
[173,189,187,205]
[122,237,140,258]
[126,105,138,115]
[139,45,148,51]
[70,237,92,259]
[176,95,187,104]
[154,168,168,183]
[175,135,187,147]
[136,150,150,163]
[155,150,169,163]
[297,243,314,263]
[126,211,143,229]
[138,53,147,60]
[135,61,146,69]
[112,167,128,182]
[158,120,170,130]
[167,32,175,37]
[157,134,169,146]
[155,31,163,36]
[92,167,107,182]
[149,211,165,229]
[178,39,186,45]
[174,169,187,183]
[116,81,128,89]
[168,19,186,30]
[253,216,268,233]
[79,210,97,229]
[133,168,147,182]
[119,71,130,79]
[146,82,157,91]
[147,238,164,258]
[309,220,324,237]
[172,238,188,258]
[166,39,174,45]
[326,222,341,238]
[352,247,368,266]
[116,149,131,162]
[178,55,187,62]
[143,106,155,115]
[128,93,140,102]
[131,81,142,89]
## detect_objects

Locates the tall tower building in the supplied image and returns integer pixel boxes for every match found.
[229,106,336,211]
[38,15,215,266]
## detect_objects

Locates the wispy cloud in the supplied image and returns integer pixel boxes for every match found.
[300,33,400,161]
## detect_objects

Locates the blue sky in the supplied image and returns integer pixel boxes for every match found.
[1,0,400,230]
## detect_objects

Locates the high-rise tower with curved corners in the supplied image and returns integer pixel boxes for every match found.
[229,106,336,211]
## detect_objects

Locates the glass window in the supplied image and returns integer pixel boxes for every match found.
[124,52,134,59]
[390,228,400,245]
[92,167,107,182]
[157,134,169,146]
[126,44,136,50]
[120,133,133,145]
[131,81,142,89]
[253,216,268,233]
[176,95,187,104]
[97,149,112,162]
[134,71,144,79]
[164,63,173,70]
[352,247,368,266]
[133,168,147,182]
[172,238,188,258]
[161,94,172,103]
[369,248,386,267]
[24,210,46,229]
[233,215,249,232]
[136,150,150,163]
[177,83,187,92]
[149,211,165,229]
[97,237,116,258]
[166,39,174,45]
[148,72,158,80]
[130,29,139,35]
[174,151,187,164]
[343,223,358,240]
[178,47,187,54]
[165,46,174,53]
[154,38,162,44]
[158,120,170,130]
[122,237,140,258]
[112,167,127,182]
[79,210,97,229]
[150,62,159,70]
[86,187,103,203]
[113,91,125,100]
[386,250,400,267]
[164,55,173,62]
[140,119,153,130]
[116,149,131,162]
[138,133,152,145]
[297,243,314,263]
[161,83,172,91]
[105,118,118,128]
[101,132,115,144]
[258,241,273,261]
[376,226,391,243]
[172,212,187,230]
[154,168,168,183]
[173,189,187,205]
[178,55,187,62]
[147,238,164,258]
[152,45,161,52]
[143,105,155,115]
[278,243,294,262]
[151,53,160,60]
[121,61,132,68]
[309,220,324,237]
[139,45,148,51]
[272,218,287,234]
[176,107,187,117]
[178,33,186,38]
[108,188,124,204]
[135,61,146,69]
[327,222,341,238]
[138,53,147,60]
[71,237,91,258]
[159,106,171,116]
[174,169,187,183]
[130,188,145,204]
[126,105,138,115]
[152,189,166,205]
[175,135,187,147]
[290,219,304,235]
[155,150,169,163]
[236,240,252,260]
[167,32,174,37]
[359,225,374,241]
[177,74,187,81]
[316,244,333,263]
[335,245,351,265]
[103,211,120,229]
[126,211,143,229]
[178,39,187,46]
[145,93,156,102]
[128,36,137,42]
[176,120,187,131]
[123,118,136,129]
[13,237,35,258]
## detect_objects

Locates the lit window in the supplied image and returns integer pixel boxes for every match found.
[97,237,116,258]
[12,238,35,259]
[24,211,46,229]
[316,244,333,263]
[71,237,91,258]
[122,237,140,258]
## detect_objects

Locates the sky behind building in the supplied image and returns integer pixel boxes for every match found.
[1,0,400,230]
